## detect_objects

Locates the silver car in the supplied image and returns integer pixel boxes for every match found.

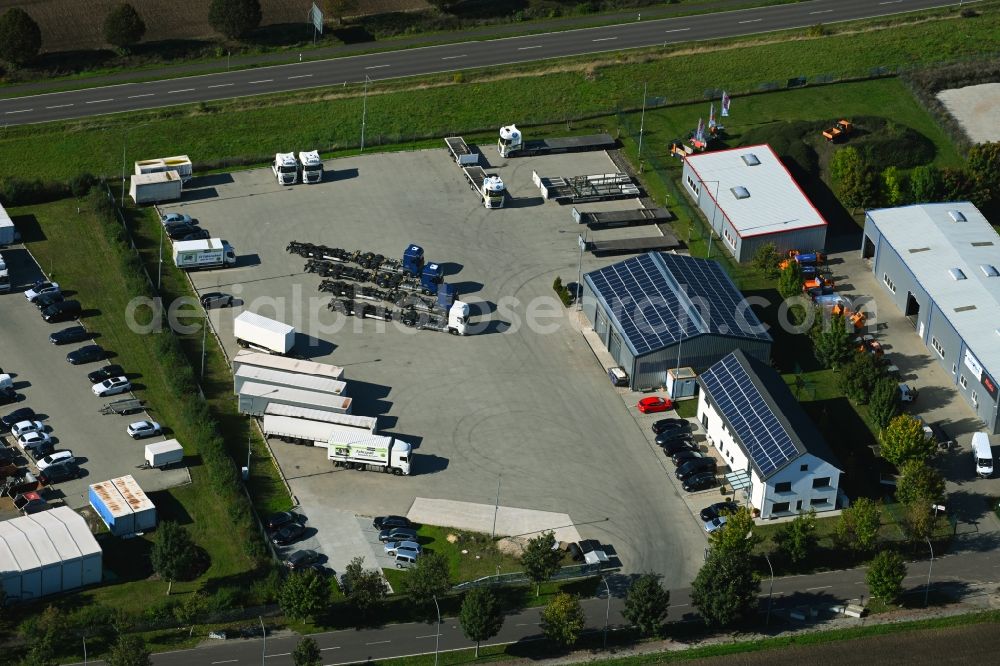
[384,540,422,557]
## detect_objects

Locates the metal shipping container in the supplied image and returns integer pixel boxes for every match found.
[111,475,157,532]
[88,480,136,537]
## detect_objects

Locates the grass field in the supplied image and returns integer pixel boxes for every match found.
[1,8,997,184]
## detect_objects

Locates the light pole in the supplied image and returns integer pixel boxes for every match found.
[637,82,648,159]
[490,475,502,540]
[433,594,441,666]
[361,74,371,152]
[201,313,208,379]
[924,536,934,607]
[762,553,774,625]
[259,616,266,666]
[83,636,87,666]
[601,575,611,650]
[577,232,587,308]
[157,224,164,292]
[120,122,149,203]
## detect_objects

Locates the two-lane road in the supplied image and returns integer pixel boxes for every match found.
[0,0,969,126]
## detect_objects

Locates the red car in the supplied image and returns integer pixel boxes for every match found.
[637,396,673,414]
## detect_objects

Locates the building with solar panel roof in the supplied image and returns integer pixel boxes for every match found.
[582,252,772,389]
[697,350,841,519]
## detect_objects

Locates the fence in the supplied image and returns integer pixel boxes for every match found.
[453,562,617,591]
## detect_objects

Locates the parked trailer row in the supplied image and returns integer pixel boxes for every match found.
[571,206,672,229]
[532,171,641,204]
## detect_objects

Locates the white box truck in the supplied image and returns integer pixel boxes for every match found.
[135,155,193,183]
[273,152,299,185]
[234,311,295,355]
[327,429,411,475]
[144,440,184,469]
[130,172,182,204]
[173,238,236,270]
[298,150,323,184]
[0,202,17,246]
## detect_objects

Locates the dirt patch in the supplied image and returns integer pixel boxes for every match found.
[937,83,1000,143]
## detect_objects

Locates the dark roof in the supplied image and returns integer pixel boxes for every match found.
[698,350,840,479]
[584,252,771,357]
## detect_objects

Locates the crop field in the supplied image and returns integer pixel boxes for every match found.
[0,0,427,53]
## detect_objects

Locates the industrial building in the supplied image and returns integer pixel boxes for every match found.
[0,507,102,601]
[581,252,772,389]
[697,351,842,519]
[862,202,1000,433]
[681,144,827,262]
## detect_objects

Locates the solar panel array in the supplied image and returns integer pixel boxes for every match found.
[587,253,702,355]
[700,353,800,477]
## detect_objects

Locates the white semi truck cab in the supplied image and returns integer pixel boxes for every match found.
[273,152,299,185]
[298,150,323,184]
[448,301,471,335]
[482,175,505,209]
[497,124,523,158]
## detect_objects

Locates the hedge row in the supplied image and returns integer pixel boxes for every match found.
[0,172,98,206]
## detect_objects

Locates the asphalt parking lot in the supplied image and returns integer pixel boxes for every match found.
[161,145,706,587]
[0,248,189,510]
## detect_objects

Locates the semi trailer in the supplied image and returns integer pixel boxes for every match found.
[130,172,182,204]
[261,414,372,447]
[264,403,377,433]
[445,136,479,166]
[273,152,299,185]
[327,428,411,475]
[463,166,505,208]
[233,311,295,354]
[298,150,323,183]
[571,206,672,229]
[173,238,236,270]
[533,171,640,204]
[497,124,616,158]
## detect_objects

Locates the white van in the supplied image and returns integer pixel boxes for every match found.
[972,432,993,478]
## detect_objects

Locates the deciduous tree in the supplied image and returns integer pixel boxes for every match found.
[909,165,939,203]
[835,497,881,553]
[521,531,562,596]
[838,352,881,404]
[342,556,388,616]
[208,0,262,40]
[879,414,935,467]
[866,550,905,604]
[881,166,908,206]
[0,8,42,65]
[400,552,451,617]
[622,573,669,636]
[103,3,146,52]
[105,635,151,666]
[278,569,329,621]
[292,637,321,666]
[540,593,585,648]
[811,312,854,370]
[459,587,504,657]
[868,376,900,430]
[777,261,802,299]
[752,242,781,279]
[711,506,758,557]
[691,547,759,628]
[896,459,945,506]
[150,521,197,594]
[774,510,818,565]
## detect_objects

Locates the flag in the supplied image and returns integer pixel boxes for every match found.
[695,117,705,143]
[721,91,731,117]
[708,103,716,130]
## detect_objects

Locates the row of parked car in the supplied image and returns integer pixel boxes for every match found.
[651,418,720,493]
[161,212,211,242]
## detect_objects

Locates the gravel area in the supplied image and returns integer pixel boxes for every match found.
[937,83,1000,143]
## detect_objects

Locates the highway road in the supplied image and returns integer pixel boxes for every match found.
[0,0,970,127]
[62,546,1000,666]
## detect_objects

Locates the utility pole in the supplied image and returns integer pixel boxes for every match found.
[201,314,208,379]
[361,75,371,153]
[601,576,611,649]
[260,617,266,666]
[433,595,441,666]
[490,475,502,540]
[638,82,647,158]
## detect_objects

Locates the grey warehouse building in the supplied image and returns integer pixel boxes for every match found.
[582,252,772,389]
[862,202,1000,433]
[681,144,827,263]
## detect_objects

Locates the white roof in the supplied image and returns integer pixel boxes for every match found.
[131,171,180,184]
[265,403,376,431]
[0,507,100,574]
[234,311,294,336]
[327,427,390,448]
[174,238,227,252]
[234,349,344,380]
[684,144,827,237]
[111,475,155,514]
[263,414,346,442]
[299,150,321,163]
[235,365,346,395]
[0,202,13,230]
[240,381,352,411]
[145,439,183,455]
[868,202,1000,376]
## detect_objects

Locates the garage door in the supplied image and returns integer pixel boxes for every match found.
[608,329,622,361]
[596,309,609,340]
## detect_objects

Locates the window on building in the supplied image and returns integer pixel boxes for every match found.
[931,337,945,358]
[685,176,701,196]
[810,497,830,506]
[774,482,792,493]
[701,413,708,429]
[800,464,808,472]
[972,390,978,405]
[772,502,790,514]
[952,364,958,375]
[883,273,896,293]
[960,375,968,389]
[796,500,803,511]
[812,477,831,488]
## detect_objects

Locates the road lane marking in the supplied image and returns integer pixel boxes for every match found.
[45,103,74,109]
[167,89,194,93]
[441,55,467,60]
[366,640,391,645]
[266,653,291,658]
[592,37,618,42]
[321,647,341,651]
[517,45,541,50]
[288,74,313,79]
[249,79,273,84]
[806,585,832,591]
[415,633,441,638]
[664,28,690,33]
[85,99,113,104]
[365,65,390,70]
[208,83,233,88]
[669,603,689,607]
[211,661,238,664]
[127,94,153,99]
[810,9,833,13]
[879,0,903,4]
[738,19,762,24]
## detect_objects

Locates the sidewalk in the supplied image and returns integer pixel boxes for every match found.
[1,0,780,96]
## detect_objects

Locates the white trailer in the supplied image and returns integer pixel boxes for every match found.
[144,440,184,469]
[298,150,323,183]
[445,137,479,166]
[497,124,616,158]
[261,414,372,447]
[264,403,376,432]
[0,253,10,293]
[130,172,182,204]
[173,238,236,270]
[273,152,299,185]
[233,312,295,355]
[234,365,347,397]
[233,349,344,381]
[135,155,193,183]
[462,166,505,209]
[238,382,352,416]
[327,428,411,475]
[0,202,17,246]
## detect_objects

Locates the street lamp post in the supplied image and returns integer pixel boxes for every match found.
[83,636,87,666]
[601,575,611,650]
[433,594,441,666]
[924,536,934,607]
[259,616,266,666]
[763,553,774,625]
[157,224,164,292]
[577,232,587,308]
[637,82,648,159]
[201,313,208,379]
[361,74,371,152]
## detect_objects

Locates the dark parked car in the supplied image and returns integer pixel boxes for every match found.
[200,292,234,309]
[266,511,298,531]
[700,501,739,523]
[42,300,81,323]
[38,460,82,484]
[87,364,125,384]
[661,438,698,456]
[0,446,18,463]
[0,387,19,405]
[379,527,418,543]
[166,224,200,240]
[180,228,211,242]
[651,418,692,435]
[655,429,694,447]
[67,345,105,365]
[33,291,65,309]
[1,407,36,431]
[271,523,306,546]
[683,472,718,492]
[372,515,411,530]
[675,458,717,481]
[671,450,707,466]
[285,549,319,570]
[49,326,89,345]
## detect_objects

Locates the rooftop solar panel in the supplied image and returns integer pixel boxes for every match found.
[700,353,799,477]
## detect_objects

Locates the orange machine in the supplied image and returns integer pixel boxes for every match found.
[822,120,853,142]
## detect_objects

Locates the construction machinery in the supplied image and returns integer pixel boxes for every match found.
[831,302,866,330]
[822,120,853,143]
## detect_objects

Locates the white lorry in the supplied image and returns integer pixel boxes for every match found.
[298,150,323,184]
[400,300,471,335]
[0,202,17,246]
[130,172,182,204]
[462,166,505,208]
[145,439,184,469]
[273,152,299,185]
[173,238,236,270]
[497,124,616,158]
[233,311,295,355]
[327,428,411,475]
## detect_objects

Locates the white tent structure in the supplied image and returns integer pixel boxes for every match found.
[0,507,102,601]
